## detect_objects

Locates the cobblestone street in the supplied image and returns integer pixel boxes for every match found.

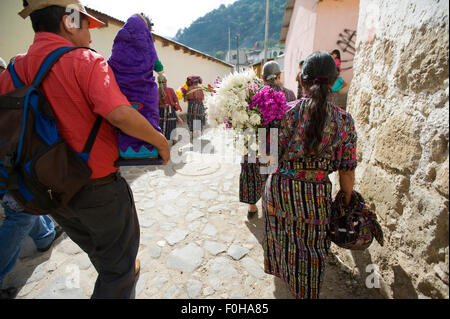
[1,125,381,299]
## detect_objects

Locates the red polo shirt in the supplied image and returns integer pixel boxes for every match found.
[0,32,131,179]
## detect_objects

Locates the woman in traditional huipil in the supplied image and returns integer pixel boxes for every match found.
[157,74,183,144]
[262,52,357,299]
[240,61,296,219]
[185,76,205,134]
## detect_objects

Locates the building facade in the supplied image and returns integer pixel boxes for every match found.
[280,0,360,97]
[0,2,234,114]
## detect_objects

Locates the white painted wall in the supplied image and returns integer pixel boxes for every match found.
[0,1,233,115]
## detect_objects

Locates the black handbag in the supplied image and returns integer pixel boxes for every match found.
[329,190,384,250]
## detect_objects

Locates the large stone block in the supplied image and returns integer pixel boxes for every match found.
[373,114,422,174]
[430,133,449,164]
[394,23,449,94]
[434,159,449,196]
[352,89,372,125]
[374,39,395,70]
[356,164,406,217]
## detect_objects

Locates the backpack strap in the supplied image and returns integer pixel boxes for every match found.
[82,116,103,154]
[32,47,81,87]
[31,47,104,155]
[11,46,103,157]
[7,58,24,89]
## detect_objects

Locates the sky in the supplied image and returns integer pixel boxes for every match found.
[82,0,238,38]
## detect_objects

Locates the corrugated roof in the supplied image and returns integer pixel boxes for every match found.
[85,7,233,68]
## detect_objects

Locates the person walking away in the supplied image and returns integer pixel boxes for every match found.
[262,51,357,299]
[185,76,205,135]
[0,0,170,299]
[157,74,183,145]
[240,61,296,219]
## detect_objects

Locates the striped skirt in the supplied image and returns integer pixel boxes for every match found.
[159,106,177,140]
[239,161,268,205]
[187,100,205,132]
[262,166,332,299]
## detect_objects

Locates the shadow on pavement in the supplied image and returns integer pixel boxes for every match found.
[244,209,295,299]
[243,206,383,299]
[2,233,65,299]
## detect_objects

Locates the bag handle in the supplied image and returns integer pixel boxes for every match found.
[82,116,103,154]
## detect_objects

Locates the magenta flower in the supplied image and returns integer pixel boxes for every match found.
[249,86,288,127]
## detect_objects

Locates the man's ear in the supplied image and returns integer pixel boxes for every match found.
[61,15,77,35]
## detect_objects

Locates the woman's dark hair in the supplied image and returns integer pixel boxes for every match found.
[301,51,338,152]
[299,60,304,67]
[331,49,341,60]
[23,0,86,33]
[157,74,167,103]
[186,76,202,86]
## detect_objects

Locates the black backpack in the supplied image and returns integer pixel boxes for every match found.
[0,47,102,215]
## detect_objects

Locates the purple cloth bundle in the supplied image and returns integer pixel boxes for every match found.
[108,14,161,158]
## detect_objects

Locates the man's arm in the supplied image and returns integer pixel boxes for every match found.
[107,105,170,165]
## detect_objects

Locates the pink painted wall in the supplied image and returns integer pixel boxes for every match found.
[313,0,360,88]
[283,0,360,94]
[283,0,319,93]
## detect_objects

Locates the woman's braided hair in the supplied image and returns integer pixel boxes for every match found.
[300,51,338,152]
[157,74,167,103]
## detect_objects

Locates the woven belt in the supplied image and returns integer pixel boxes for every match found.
[88,171,120,186]
[276,168,330,183]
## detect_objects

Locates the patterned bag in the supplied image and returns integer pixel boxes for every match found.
[329,190,384,250]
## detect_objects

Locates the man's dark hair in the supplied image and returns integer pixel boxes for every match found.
[299,60,304,67]
[23,0,86,34]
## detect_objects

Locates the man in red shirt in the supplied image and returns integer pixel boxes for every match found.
[0,0,170,299]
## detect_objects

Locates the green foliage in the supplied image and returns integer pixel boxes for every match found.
[215,50,226,60]
[174,0,286,56]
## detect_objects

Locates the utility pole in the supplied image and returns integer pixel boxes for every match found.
[228,26,231,63]
[264,0,270,64]
[236,33,240,72]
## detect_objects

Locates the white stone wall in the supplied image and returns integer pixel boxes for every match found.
[336,0,449,298]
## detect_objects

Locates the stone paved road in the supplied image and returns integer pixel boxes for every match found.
[1,126,381,299]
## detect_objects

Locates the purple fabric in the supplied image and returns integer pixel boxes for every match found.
[108,14,161,153]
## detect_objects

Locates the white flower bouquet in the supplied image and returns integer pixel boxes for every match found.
[205,69,289,156]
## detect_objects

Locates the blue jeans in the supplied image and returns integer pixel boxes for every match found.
[0,208,56,288]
